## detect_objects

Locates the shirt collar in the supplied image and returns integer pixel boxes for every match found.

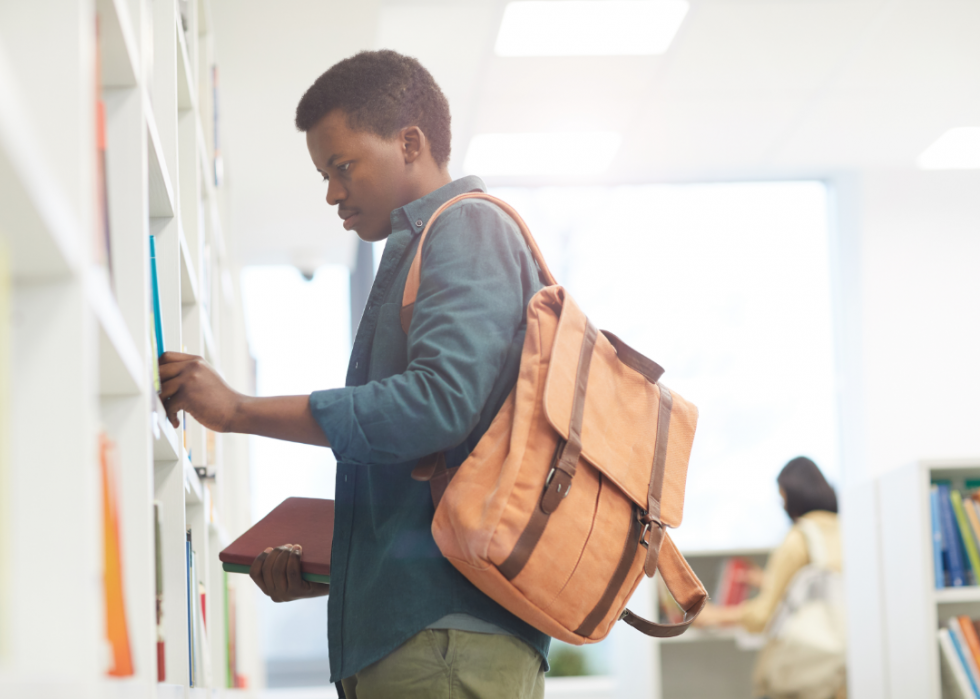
[391,175,487,236]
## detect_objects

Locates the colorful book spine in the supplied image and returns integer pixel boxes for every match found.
[950,618,980,698]
[966,501,980,585]
[940,628,979,699]
[953,490,980,585]
[939,483,967,586]
[933,485,948,588]
[149,235,165,355]
[959,616,980,684]
[101,433,134,676]
[186,530,195,686]
[154,501,165,682]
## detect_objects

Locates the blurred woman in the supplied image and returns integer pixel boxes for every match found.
[694,457,846,699]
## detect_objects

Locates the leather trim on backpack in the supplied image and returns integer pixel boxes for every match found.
[641,385,672,576]
[498,320,598,579]
[574,506,643,637]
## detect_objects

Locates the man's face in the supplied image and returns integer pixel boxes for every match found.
[306,109,411,242]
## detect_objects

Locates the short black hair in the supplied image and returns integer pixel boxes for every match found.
[777,456,838,521]
[295,50,452,166]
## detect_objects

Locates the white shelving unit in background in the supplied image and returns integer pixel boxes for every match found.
[0,0,258,696]
[879,459,980,699]
[656,547,770,699]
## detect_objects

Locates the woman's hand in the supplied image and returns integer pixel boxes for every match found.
[737,562,766,589]
[159,351,243,431]
[692,601,721,628]
[249,544,330,603]
[692,601,743,628]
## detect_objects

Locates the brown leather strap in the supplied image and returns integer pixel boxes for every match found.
[619,534,707,638]
[500,320,598,579]
[411,453,441,482]
[641,385,672,576]
[541,320,598,514]
[574,502,642,637]
[410,453,458,508]
[400,193,559,334]
[499,440,568,581]
[601,330,665,384]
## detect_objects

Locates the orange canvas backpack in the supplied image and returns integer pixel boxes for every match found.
[401,193,707,644]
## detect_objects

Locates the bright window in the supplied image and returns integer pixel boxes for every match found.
[493,181,840,551]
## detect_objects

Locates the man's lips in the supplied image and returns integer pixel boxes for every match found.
[339,210,360,230]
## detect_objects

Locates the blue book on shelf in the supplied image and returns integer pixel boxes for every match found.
[932,485,947,589]
[149,235,165,355]
[939,483,967,587]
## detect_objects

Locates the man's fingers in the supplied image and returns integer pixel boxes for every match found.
[160,351,200,365]
[286,545,309,591]
[163,390,184,429]
[250,548,272,596]
[270,545,292,600]
[159,374,183,401]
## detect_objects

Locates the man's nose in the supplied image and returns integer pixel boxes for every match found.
[326,178,346,206]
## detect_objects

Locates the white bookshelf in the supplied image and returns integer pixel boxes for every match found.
[878,459,980,699]
[655,547,770,699]
[0,0,258,696]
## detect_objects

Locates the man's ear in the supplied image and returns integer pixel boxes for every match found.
[401,126,425,164]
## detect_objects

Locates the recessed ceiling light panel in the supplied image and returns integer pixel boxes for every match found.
[917,127,980,170]
[495,0,689,57]
[464,132,622,176]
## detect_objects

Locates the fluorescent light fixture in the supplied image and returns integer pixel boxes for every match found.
[917,127,980,170]
[495,0,689,57]
[464,132,622,176]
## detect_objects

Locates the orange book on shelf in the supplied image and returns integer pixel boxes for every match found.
[958,615,980,672]
[101,433,134,676]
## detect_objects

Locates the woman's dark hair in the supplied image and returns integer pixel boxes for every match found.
[777,456,838,520]
[295,50,452,166]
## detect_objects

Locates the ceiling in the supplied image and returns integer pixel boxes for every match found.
[211,0,980,269]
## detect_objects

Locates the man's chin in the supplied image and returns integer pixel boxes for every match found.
[355,226,391,243]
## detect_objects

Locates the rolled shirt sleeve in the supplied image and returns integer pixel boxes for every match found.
[310,200,531,466]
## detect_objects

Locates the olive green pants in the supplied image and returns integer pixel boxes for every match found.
[340,629,545,699]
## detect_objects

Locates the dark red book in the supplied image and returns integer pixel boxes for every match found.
[219,497,333,584]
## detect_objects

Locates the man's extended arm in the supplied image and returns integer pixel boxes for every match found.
[158,352,330,447]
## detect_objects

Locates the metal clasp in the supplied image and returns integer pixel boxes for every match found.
[545,467,572,498]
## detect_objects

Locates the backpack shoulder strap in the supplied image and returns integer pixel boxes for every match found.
[399,192,558,334]
[796,518,828,569]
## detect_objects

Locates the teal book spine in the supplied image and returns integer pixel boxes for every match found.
[149,235,165,355]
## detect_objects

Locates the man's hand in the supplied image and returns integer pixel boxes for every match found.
[249,544,330,603]
[159,351,243,431]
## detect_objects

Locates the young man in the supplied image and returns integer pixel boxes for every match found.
[159,50,550,698]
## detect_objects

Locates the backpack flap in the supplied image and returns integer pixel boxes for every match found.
[541,295,698,528]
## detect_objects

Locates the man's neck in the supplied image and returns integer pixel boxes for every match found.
[410,167,453,202]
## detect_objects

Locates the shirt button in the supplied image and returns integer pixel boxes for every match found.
[415,219,423,228]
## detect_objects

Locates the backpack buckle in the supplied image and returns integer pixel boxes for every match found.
[638,511,663,549]
[545,467,572,498]
[541,467,573,514]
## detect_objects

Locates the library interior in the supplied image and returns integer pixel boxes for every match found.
[0,1,978,698]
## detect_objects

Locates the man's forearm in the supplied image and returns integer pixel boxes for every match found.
[230,395,331,447]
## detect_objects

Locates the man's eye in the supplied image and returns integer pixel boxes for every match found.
[338,162,351,172]
[322,174,329,182]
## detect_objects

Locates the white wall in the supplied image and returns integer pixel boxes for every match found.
[834,167,980,699]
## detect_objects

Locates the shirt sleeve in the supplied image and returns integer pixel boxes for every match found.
[736,526,809,634]
[309,200,533,466]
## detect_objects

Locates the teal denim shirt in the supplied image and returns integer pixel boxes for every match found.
[310,176,550,682]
